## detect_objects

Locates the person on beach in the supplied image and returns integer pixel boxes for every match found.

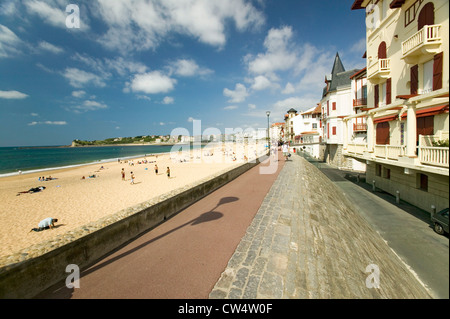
[130,171,135,184]
[154,164,158,175]
[121,168,125,181]
[166,167,170,179]
[30,217,58,232]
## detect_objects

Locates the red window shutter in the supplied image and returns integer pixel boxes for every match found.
[410,65,418,95]
[376,122,390,145]
[386,78,391,105]
[416,116,434,141]
[332,102,336,110]
[433,52,443,91]
[332,127,336,135]
[418,2,435,31]
[327,101,329,115]
[374,84,379,107]
[327,123,329,139]
[378,42,387,59]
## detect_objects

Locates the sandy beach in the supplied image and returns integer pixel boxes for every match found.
[0,142,266,259]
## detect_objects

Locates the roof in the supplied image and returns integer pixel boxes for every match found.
[287,108,297,113]
[322,53,360,97]
[390,0,406,9]
[351,0,364,10]
[349,67,367,79]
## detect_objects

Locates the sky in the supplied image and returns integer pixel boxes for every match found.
[0,0,366,147]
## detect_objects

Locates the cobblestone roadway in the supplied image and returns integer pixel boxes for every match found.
[210,155,431,299]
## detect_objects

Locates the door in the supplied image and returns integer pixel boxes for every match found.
[378,41,387,59]
[418,2,434,31]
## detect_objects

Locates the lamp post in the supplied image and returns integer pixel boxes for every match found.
[266,111,271,154]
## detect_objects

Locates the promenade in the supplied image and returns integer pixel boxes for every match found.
[37,152,433,299]
[210,154,431,299]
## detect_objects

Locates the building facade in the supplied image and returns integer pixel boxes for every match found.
[347,0,449,213]
[320,53,362,169]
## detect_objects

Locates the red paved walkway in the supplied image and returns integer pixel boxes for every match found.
[37,154,284,299]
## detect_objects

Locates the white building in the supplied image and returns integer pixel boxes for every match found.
[291,105,323,158]
[347,0,449,213]
[320,52,364,170]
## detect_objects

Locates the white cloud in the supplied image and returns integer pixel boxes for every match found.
[246,26,298,76]
[162,96,174,104]
[127,71,176,95]
[282,82,295,94]
[168,59,213,77]
[223,83,248,103]
[224,105,238,110]
[78,100,108,111]
[71,90,86,98]
[0,24,24,58]
[24,0,67,28]
[0,90,29,99]
[136,95,151,101]
[248,104,256,109]
[38,41,64,54]
[69,100,108,113]
[28,120,67,126]
[62,68,107,88]
[251,75,276,91]
[94,0,264,53]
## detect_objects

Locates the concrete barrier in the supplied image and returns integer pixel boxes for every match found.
[0,156,265,299]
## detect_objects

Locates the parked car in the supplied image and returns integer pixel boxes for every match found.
[431,208,449,235]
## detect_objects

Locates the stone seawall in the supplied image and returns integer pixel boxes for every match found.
[0,156,266,299]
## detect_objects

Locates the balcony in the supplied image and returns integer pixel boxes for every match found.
[353,123,367,132]
[353,98,367,107]
[402,25,442,64]
[367,59,390,83]
[375,144,406,160]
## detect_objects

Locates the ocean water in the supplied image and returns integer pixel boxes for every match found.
[0,144,189,177]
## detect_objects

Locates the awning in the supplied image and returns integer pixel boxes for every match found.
[401,104,449,119]
[373,115,397,123]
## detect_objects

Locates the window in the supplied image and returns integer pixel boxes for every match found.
[380,82,386,107]
[423,59,433,93]
[376,164,382,177]
[312,123,317,129]
[417,173,428,191]
[332,102,336,111]
[383,167,391,179]
[405,0,424,27]
[332,127,336,135]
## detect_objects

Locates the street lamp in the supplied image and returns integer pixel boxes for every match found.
[266,111,271,153]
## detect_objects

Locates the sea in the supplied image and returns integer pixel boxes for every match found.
[0,144,194,177]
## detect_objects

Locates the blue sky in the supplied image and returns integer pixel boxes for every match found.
[0,0,366,147]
